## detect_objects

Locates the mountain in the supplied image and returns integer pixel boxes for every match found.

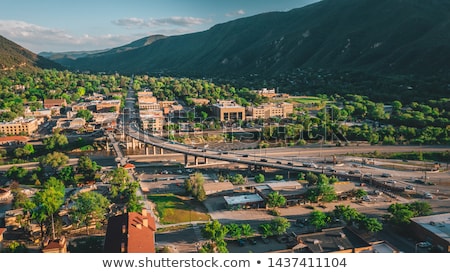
[0,35,62,72]
[39,35,167,67]
[60,0,450,79]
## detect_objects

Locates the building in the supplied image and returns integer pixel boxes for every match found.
[104,209,156,253]
[0,136,29,145]
[96,100,121,113]
[203,181,235,196]
[0,118,39,136]
[42,237,68,253]
[140,110,164,132]
[255,181,308,206]
[43,99,67,109]
[410,212,450,253]
[292,227,373,253]
[191,98,210,105]
[247,102,294,120]
[254,88,277,98]
[0,188,12,202]
[212,100,245,121]
[223,194,265,210]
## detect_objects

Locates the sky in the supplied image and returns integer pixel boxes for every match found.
[0,0,320,53]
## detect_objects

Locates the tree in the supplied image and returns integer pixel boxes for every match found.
[33,182,65,240]
[240,223,255,240]
[333,205,361,225]
[266,191,287,208]
[306,174,337,203]
[70,191,110,235]
[39,151,69,172]
[305,172,319,185]
[254,173,265,183]
[185,172,206,201]
[43,133,68,150]
[270,217,291,236]
[75,109,93,122]
[309,210,330,231]
[408,201,432,217]
[108,167,133,198]
[358,216,383,233]
[258,223,273,238]
[226,223,242,240]
[14,143,35,159]
[77,155,100,181]
[201,220,229,253]
[230,173,245,185]
[58,166,76,187]
[387,203,416,225]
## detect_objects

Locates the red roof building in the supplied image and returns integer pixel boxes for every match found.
[104,209,156,253]
[42,236,68,253]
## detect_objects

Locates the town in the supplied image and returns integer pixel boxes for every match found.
[0,72,448,254]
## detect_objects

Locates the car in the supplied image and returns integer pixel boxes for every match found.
[405,185,415,190]
[424,192,434,199]
[242,154,249,157]
[381,173,392,178]
[417,241,432,248]
[386,179,397,184]
[260,158,268,162]
[287,162,293,166]
[276,161,282,164]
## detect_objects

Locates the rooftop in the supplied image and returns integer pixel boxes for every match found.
[224,194,264,206]
[411,213,450,243]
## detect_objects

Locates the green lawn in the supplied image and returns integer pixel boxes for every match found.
[148,193,210,225]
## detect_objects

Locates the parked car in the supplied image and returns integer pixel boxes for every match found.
[417,241,432,248]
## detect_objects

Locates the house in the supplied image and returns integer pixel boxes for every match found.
[43,99,67,109]
[104,209,156,253]
[42,236,68,253]
[0,136,29,145]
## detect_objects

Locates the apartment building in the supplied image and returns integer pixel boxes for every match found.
[0,118,39,136]
[247,102,294,119]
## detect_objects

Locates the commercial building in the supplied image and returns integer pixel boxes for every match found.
[0,118,39,136]
[410,212,450,252]
[212,100,245,121]
[247,102,294,120]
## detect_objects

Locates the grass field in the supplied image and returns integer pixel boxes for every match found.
[148,193,210,225]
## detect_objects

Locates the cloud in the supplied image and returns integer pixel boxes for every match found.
[0,20,136,53]
[226,9,245,17]
[112,16,209,28]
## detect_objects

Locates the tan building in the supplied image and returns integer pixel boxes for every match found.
[43,99,67,109]
[0,118,39,136]
[247,102,294,119]
[212,100,245,121]
[96,100,121,113]
[42,237,68,253]
[139,102,160,111]
[255,88,277,98]
[191,98,210,105]
[140,110,164,132]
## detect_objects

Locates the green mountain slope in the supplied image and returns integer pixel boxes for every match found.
[62,0,450,78]
[0,35,62,72]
